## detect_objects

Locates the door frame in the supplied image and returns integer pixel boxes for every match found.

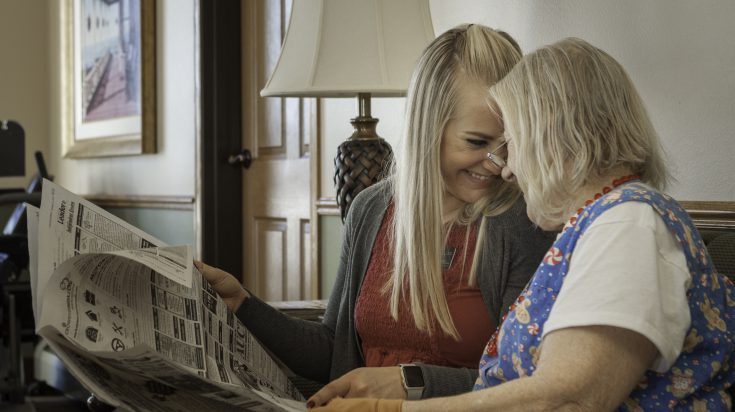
[199,0,243,277]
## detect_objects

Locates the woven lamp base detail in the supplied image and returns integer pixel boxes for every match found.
[334,138,392,222]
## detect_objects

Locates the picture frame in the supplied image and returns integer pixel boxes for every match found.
[61,0,156,158]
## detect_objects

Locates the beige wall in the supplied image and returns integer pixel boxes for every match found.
[47,0,198,198]
[0,0,50,189]
[0,0,197,246]
[1,0,197,199]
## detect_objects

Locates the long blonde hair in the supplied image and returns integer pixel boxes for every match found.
[388,24,522,339]
[490,38,671,227]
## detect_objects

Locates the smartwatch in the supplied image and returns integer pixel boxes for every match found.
[399,363,425,400]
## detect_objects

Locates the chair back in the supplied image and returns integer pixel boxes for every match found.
[707,232,735,282]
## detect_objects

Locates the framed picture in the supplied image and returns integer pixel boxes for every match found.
[61,0,156,158]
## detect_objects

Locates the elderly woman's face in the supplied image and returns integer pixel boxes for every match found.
[501,135,563,231]
[440,79,505,209]
[484,101,517,185]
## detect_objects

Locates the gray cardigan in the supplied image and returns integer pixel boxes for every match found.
[236,181,554,398]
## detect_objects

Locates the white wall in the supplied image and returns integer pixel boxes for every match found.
[47,0,197,198]
[429,0,734,201]
[320,0,735,202]
[0,0,50,189]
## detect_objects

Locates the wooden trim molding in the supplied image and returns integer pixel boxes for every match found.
[680,201,735,231]
[268,299,327,321]
[316,197,735,230]
[316,197,340,216]
[311,99,322,299]
[85,195,195,210]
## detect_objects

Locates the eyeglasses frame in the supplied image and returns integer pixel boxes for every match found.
[486,139,508,168]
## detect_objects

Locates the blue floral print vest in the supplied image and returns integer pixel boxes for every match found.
[474,182,734,410]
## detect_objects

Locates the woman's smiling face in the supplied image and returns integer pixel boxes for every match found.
[440,79,506,211]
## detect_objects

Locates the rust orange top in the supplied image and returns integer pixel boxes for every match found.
[355,203,494,368]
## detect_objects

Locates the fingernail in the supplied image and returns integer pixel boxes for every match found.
[306,401,315,408]
[193,261,202,270]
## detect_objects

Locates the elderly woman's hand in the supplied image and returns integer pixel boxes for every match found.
[310,397,403,412]
[194,261,249,312]
[307,367,406,408]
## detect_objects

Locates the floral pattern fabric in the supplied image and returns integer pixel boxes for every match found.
[474,182,734,411]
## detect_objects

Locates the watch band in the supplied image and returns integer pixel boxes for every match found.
[399,364,425,400]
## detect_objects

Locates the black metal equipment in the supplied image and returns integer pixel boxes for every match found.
[0,120,46,403]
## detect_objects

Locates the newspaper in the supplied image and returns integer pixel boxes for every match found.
[27,179,306,412]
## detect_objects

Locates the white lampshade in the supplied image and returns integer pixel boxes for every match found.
[260,0,435,98]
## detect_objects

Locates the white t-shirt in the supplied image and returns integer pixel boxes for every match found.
[542,202,692,372]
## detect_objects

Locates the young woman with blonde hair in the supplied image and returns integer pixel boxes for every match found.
[198,24,553,403]
[314,38,734,411]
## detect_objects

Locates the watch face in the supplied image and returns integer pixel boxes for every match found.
[403,365,424,388]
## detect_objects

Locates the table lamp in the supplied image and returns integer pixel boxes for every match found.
[260,0,434,221]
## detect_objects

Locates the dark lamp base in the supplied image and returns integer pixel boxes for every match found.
[334,138,392,222]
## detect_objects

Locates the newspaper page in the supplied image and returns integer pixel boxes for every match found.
[32,180,306,411]
[40,329,305,412]
[36,178,173,318]
[26,203,40,320]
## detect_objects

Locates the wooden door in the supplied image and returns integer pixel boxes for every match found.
[241,0,318,302]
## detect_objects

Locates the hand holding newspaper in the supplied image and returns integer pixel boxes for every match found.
[28,180,306,412]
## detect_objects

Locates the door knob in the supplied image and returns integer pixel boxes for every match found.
[228,149,252,169]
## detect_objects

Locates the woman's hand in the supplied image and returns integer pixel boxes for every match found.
[310,397,403,412]
[194,261,249,312]
[307,367,406,408]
